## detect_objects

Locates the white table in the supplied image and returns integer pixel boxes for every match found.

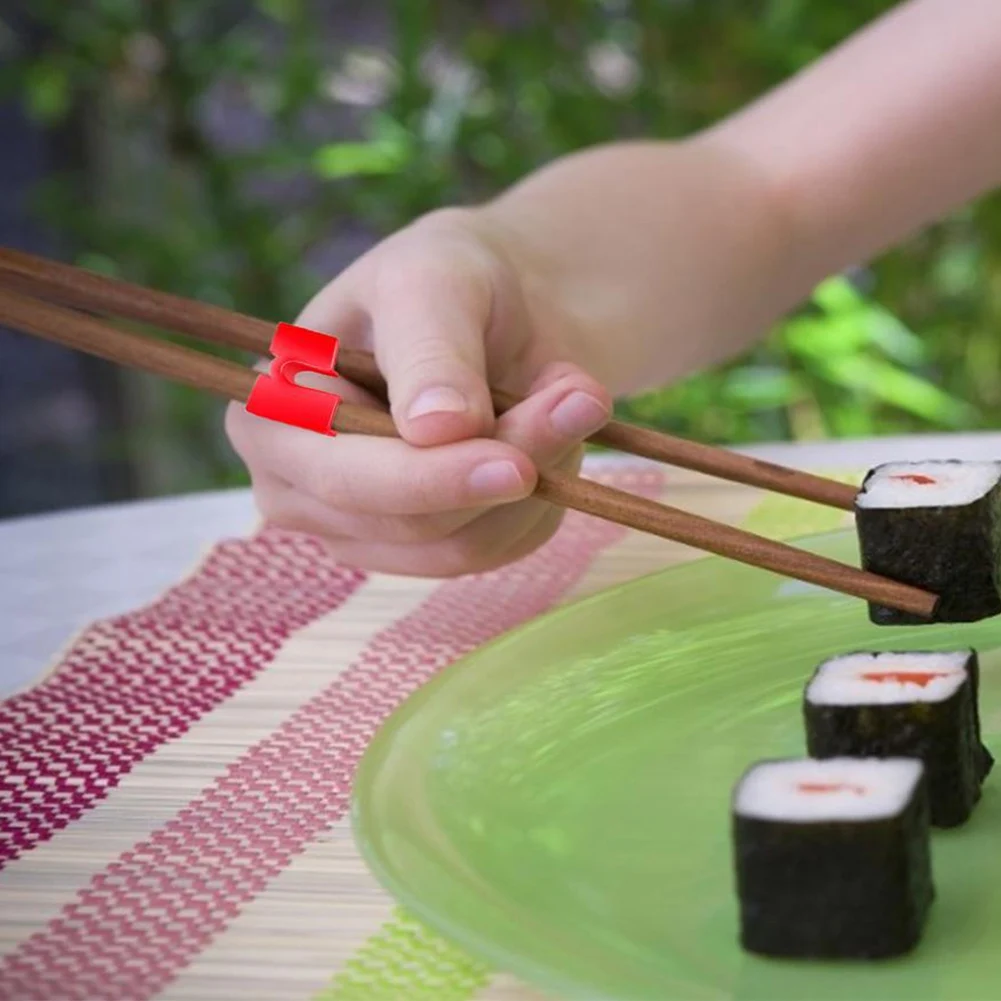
[3,432,1001,698]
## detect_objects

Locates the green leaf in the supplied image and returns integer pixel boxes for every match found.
[369,112,414,147]
[824,400,876,438]
[792,274,927,365]
[781,314,869,358]
[818,356,976,426]
[865,312,926,366]
[811,275,863,314]
[311,137,412,179]
[24,57,71,123]
[721,366,803,408]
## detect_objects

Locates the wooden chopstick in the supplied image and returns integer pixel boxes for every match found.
[0,247,857,511]
[0,284,938,619]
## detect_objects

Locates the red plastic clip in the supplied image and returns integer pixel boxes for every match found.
[245,323,342,436]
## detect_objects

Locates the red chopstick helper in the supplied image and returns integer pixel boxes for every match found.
[245,322,342,435]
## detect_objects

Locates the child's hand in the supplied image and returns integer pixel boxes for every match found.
[225,208,614,577]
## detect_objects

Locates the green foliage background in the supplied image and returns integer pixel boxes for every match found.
[4,0,1000,494]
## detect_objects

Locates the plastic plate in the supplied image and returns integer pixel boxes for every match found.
[353,531,1001,1000]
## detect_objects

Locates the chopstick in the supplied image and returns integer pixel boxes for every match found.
[0,248,858,511]
[0,283,938,619]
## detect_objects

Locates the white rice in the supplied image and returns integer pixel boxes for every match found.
[856,460,1001,510]
[734,758,923,822]
[806,650,970,706]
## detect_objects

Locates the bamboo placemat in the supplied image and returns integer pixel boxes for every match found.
[0,460,857,1001]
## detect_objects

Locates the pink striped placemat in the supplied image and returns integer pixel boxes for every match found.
[0,461,857,1001]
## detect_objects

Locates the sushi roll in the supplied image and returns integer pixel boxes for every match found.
[732,757,933,960]
[804,650,992,827]
[855,459,1001,625]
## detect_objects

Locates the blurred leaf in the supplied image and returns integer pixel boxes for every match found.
[254,0,301,23]
[214,34,267,76]
[864,312,926,366]
[312,137,412,179]
[721,367,803,408]
[781,314,870,358]
[421,57,479,155]
[370,112,414,147]
[8,0,999,503]
[24,57,72,123]
[95,0,142,19]
[818,356,976,426]
[469,132,505,167]
[933,241,982,297]
[811,275,863,314]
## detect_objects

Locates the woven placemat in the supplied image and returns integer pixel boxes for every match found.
[0,463,857,1001]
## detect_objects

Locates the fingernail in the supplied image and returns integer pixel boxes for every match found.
[407,386,468,420]
[468,460,527,500]
[549,391,609,439]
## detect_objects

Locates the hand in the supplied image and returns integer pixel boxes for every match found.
[225,208,614,576]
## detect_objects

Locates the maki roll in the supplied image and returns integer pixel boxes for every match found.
[855,459,1001,625]
[732,757,933,960]
[804,650,993,827]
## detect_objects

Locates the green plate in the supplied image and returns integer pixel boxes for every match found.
[352,530,1001,1000]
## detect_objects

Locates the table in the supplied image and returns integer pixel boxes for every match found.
[2,432,1000,1001]
[4,432,1000,699]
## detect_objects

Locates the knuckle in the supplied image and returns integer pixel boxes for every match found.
[414,206,480,235]
[372,257,444,301]
[373,242,495,307]
[393,352,475,398]
[400,337,463,371]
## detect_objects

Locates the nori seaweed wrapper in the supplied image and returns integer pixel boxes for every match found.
[733,765,934,960]
[855,460,1001,625]
[965,649,995,780]
[805,653,990,827]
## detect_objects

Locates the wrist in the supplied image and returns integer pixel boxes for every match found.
[669,129,822,364]
[425,203,629,392]
[696,120,830,296]
[492,137,821,395]
[475,175,656,394]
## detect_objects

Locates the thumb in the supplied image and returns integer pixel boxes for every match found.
[371,260,498,447]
